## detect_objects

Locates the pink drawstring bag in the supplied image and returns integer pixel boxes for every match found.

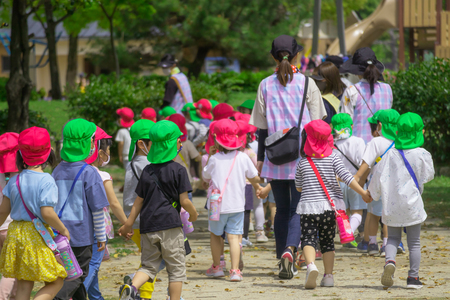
[180,208,194,234]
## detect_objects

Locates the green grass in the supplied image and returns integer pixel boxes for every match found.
[228,91,256,108]
[422,176,450,227]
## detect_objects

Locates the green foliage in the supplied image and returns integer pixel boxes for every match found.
[0,109,53,136]
[198,70,273,93]
[0,77,8,102]
[390,58,450,162]
[321,0,368,20]
[356,0,382,19]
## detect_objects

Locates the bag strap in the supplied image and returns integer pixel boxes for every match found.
[218,151,239,200]
[353,84,374,116]
[306,157,337,212]
[297,76,309,128]
[374,141,395,166]
[398,149,420,191]
[171,75,189,104]
[334,144,359,171]
[16,175,36,220]
[130,161,140,180]
[58,163,88,219]
[179,153,189,169]
[150,166,180,211]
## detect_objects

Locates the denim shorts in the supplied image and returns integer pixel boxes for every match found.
[339,182,367,210]
[209,212,244,236]
[368,199,382,217]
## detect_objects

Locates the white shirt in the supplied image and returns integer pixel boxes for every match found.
[115,128,131,160]
[362,136,395,168]
[368,148,434,227]
[203,151,258,214]
[0,173,13,231]
[249,140,258,154]
[333,136,366,175]
[339,84,359,118]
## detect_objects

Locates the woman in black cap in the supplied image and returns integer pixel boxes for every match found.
[250,35,326,280]
[339,47,393,144]
[159,54,193,113]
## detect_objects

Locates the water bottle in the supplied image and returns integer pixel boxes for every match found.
[54,234,83,281]
[180,208,194,234]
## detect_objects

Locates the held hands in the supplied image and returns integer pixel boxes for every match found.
[256,184,271,200]
[97,241,106,252]
[118,224,134,240]
[362,190,373,203]
[188,212,199,223]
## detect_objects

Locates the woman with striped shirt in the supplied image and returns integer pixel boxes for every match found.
[295,120,371,289]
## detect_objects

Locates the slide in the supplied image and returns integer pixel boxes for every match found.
[327,0,398,55]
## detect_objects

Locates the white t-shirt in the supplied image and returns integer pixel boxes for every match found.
[115,128,131,161]
[203,151,258,214]
[0,173,14,231]
[333,136,366,175]
[362,136,395,168]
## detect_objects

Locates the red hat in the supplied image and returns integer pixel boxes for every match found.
[85,126,112,165]
[116,107,135,128]
[236,113,257,141]
[141,108,157,122]
[213,103,234,121]
[205,121,217,154]
[194,99,213,120]
[304,120,333,158]
[0,133,19,173]
[236,120,250,147]
[166,114,188,142]
[18,127,52,166]
[213,119,241,150]
[328,134,336,150]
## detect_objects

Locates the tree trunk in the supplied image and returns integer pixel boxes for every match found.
[66,33,78,92]
[6,0,32,132]
[43,0,62,100]
[109,19,120,79]
[189,46,210,77]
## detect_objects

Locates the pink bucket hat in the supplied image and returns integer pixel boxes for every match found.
[205,121,217,154]
[236,120,250,147]
[0,132,19,173]
[85,126,112,165]
[304,120,332,158]
[236,113,257,141]
[213,119,241,150]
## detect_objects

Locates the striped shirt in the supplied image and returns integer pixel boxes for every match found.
[295,153,354,215]
[92,210,106,242]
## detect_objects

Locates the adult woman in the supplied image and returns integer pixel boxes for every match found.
[159,54,193,113]
[250,35,326,280]
[339,47,393,144]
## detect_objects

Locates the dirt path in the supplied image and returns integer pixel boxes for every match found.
[99,196,450,299]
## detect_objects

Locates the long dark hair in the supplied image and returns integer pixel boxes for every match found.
[318,62,346,96]
[16,149,56,172]
[363,64,381,95]
[276,51,294,87]
[300,129,307,158]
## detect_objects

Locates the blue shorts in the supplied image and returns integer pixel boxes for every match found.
[209,212,244,236]
[339,182,367,210]
[368,199,382,217]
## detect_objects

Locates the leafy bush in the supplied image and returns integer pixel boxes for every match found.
[0,109,53,136]
[198,70,273,93]
[0,77,8,102]
[390,58,450,162]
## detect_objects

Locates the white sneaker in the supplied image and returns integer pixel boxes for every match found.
[255,231,269,243]
[304,263,319,289]
[320,274,334,287]
[241,237,253,247]
[249,222,254,232]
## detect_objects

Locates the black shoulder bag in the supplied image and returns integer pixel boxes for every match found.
[264,77,309,165]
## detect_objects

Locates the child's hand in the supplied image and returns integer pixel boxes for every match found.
[362,190,372,203]
[97,241,106,252]
[188,211,199,222]
[258,184,271,199]
[119,224,133,240]
[60,227,71,241]
[202,180,209,190]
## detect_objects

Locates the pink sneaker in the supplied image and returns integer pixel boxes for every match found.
[229,269,243,282]
[315,250,322,260]
[206,264,225,277]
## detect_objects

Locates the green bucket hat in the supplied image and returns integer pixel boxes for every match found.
[158,106,177,118]
[128,119,155,161]
[395,112,424,150]
[368,109,384,124]
[239,100,255,110]
[61,119,96,162]
[209,99,219,109]
[181,103,200,122]
[331,113,353,139]
[378,109,400,140]
[148,120,182,164]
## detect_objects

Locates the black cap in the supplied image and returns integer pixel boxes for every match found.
[158,54,177,68]
[270,35,304,62]
[325,55,344,68]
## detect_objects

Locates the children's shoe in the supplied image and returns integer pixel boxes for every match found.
[397,242,406,254]
[241,237,253,247]
[239,243,244,271]
[220,255,227,272]
[368,243,379,256]
[295,253,307,270]
[381,261,396,289]
[343,241,358,248]
[123,274,134,285]
[320,274,334,287]
[249,222,254,232]
[255,230,269,243]
[315,250,322,260]
[380,246,386,257]
[406,276,423,289]
[119,284,137,300]
[206,264,225,277]
[229,269,243,282]
[304,262,319,289]
[279,250,294,279]
[357,240,369,253]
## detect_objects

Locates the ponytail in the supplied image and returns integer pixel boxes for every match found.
[276,51,294,87]
[363,64,381,95]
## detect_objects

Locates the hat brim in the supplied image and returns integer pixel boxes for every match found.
[215,135,242,150]
[158,61,176,68]
[381,125,397,141]
[395,131,424,150]
[304,139,333,158]
[189,110,201,122]
[22,147,52,166]
[199,111,213,120]
[0,152,18,173]
[310,74,324,81]
[120,119,135,128]
[339,59,385,81]
[147,138,179,164]
[270,44,304,60]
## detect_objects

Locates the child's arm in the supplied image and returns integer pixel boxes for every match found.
[354,161,370,187]
[92,210,106,251]
[118,196,143,239]
[348,180,372,203]
[103,180,127,225]
[334,155,372,202]
[117,141,124,163]
[41,206,71,241]
[0,196,11,228]
[180,192,198,222]
[248,176,263,192]
[257,183,272,199]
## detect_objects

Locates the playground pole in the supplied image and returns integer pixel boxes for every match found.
[312,0,321,56]
[335,0,347,55]
[398,0,405,69]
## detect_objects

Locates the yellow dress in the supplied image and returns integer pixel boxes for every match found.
[0,221,67,282]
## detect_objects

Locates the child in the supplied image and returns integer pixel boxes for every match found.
[0,127,69,300]
[52,119,109,300]
[368,112,434,289]
[194,99,213,127]
[159,106,177,119]
[237,100,255,115]
[118,120,198,300]
[181,103,208,148]
[141,108,157,122]
[354,109,400,256]
[116,107,135,170]
[0,133,19,299]
[123,119,156,300]
[203,119,262,282]
[331,113,366,244]
[212,103,234,121]
[295,120,371,289]
[84,126,128,300]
